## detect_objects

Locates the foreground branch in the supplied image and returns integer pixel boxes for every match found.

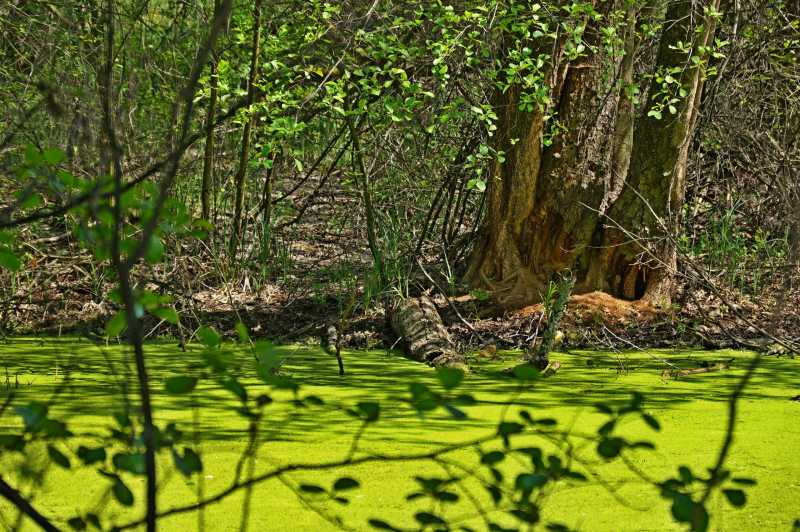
[0,477,60,532]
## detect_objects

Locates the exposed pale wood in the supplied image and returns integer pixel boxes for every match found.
[389,296,467,369]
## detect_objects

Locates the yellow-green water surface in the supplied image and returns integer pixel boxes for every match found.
[0,338,798,531]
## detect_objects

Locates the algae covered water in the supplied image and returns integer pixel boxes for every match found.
[0,337,797,531]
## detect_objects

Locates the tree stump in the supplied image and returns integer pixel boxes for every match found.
[389,296,467,369]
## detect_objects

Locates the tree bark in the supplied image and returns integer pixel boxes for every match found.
[467,1,631,307]
[201,51,218,226]
[389,296,466,369]
[467,1,721,308]
[592,0,722,304]
[229,0,262,255]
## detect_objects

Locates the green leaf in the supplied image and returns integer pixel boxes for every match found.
[511,507,540,524]
[235,322,250,343]
[165,376,197,395]
[112,477,134,506]
[467,178,486,192]
[0,434,25,451]
[151,306,179,324]
[113,412,131,428]
[356,401,380,422]
[144,235,164,264]
[594,402,614,414]
[255,341,282,370]
[16,402,47,431]
[723,488,746,507]
[481,451,505,465]
[67,517,86,531]
[732,477,756,486]
[415,512,446,525]
[513,364,538,381]
[24,145,42,165]
[197,326,220,347]
[105,312,127,337]
[173,447,203,477]
[498,422,524,437]
[43,148,66,165]
[299,484,326,494]
[0,249,21,272]
[516,473,547,490]
[444,404,467,420]
[642,413,661,431]
[453,393,476,406]
[41,419,70,438]
[19,192,42,210]
[86,514,101,529]
[221,377,247,402]
[597,437,624,459]
[333,477,360,491]
[368,519,400,531]
[113,452,146,475]
[47,445,71,468]
[77,445,107,465]
[671,493,694,522]
[486,485,502,505]
[437,367,464,390]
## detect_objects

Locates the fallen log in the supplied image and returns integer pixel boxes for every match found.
[389,296,467,369]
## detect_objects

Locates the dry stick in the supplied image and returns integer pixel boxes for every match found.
[0,478,59,532]
[229,0,263,256]
[412,176,450,259]
[412,131,480,260]
[584,191,798,354]
[200,12,219,225]
[101,2,233,530]
[416,258,484,344]
[273,474,360,532]
[276,136,351,229]
[0,96,44,154]
[271,122,348,205]
[101,1,161,528]
[0,89,250,231]
[601,324,683,372]
[347,114,386,289]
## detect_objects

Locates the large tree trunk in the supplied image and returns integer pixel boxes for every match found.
[590,0,721,304]
[466,0,632,307]
[467,0,721,308]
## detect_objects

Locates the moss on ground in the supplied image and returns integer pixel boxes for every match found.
[0,337,798,531]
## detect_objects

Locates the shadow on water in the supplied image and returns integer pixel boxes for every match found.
[0,337,797,445]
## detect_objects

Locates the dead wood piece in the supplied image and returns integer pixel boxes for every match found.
[389,296,467,369]
[542,360,561,378]
[662,361,731,379]
[321,324,344,376]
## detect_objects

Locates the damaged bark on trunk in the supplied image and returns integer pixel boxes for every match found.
[467,0,722,308]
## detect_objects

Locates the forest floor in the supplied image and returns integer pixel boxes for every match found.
[3,235,797,358]
[2,171,798,356]
[0,337,798,531]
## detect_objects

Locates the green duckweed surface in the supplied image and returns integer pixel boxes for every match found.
[0,337,798,531]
